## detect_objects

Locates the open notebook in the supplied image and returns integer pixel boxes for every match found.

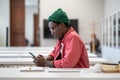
[48,68,80,73]
[20,67,44,72]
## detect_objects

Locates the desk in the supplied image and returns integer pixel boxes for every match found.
[0,46,97,58]
[0,68,120,80]
[0,52,97,58]
[0,47,53,51]
[0,58,108,65]
[0,52,48,58]
[0,58,34,67]
[0,57,108,67]
[88,53,97,58]
[89,58,108,65]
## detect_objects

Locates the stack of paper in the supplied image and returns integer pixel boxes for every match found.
[20,67,44,72]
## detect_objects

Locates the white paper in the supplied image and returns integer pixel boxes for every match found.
[20,67,44,72]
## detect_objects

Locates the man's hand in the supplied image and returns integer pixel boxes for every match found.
[34,55,46,67]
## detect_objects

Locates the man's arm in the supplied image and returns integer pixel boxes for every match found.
[33,55,54,67]
[46,55,54,61]
[45,55,54,67]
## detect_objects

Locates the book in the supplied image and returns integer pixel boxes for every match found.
[101,63,120,73]
[20,67,44,72]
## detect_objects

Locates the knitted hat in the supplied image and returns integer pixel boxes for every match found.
[48,8,70,25]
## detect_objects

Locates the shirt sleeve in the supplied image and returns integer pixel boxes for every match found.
[49,47,56,58]
[54,36,84,68]
[49,42,59,58]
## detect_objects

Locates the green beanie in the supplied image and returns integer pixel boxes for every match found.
[48,8,70,25]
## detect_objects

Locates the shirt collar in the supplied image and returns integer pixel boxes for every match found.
[60,27,74,43]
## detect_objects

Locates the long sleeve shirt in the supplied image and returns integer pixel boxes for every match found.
[49,27,89,68]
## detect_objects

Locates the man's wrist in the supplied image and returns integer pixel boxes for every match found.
[45,61,49,66]
[45,61,54,67]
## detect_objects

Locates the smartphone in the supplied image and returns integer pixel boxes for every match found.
[29,52,35,59]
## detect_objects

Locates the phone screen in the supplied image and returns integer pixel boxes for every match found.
[29,52,35,59]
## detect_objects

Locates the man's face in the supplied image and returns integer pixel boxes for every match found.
[48,21,64,39]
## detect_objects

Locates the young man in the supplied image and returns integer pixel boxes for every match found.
[34,8,89,68]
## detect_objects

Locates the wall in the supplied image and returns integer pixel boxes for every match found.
[25,6,38,45]
[0,0,9,46]
[104,0,120,15]
[0,0,37,46]
[102,0,120,63]
[0,0,104,47]
[102,46,120,63]
[40,0,104,46]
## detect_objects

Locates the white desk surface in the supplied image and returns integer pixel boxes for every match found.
[89,58,108,64]
[0,67,120,80]
[0,57,108,65]
[0,52,97,58]
[0,58,34,64]
[0,52,48,58]
[0,46,97,58]
[0,47,53,51]
[88,53,97,58]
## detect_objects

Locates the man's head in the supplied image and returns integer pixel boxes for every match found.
[48,8,70,39]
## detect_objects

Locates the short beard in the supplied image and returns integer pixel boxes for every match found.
[58,34,64,40]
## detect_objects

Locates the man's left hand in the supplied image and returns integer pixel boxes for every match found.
[34,54,46,67]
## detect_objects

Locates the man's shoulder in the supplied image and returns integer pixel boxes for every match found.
[67,31,80,39]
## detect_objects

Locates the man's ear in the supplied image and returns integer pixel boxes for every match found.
[61,23,66,29]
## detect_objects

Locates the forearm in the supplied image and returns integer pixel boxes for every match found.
[46,55,54,61]
[45,55,54,67]
[45,61,54,67]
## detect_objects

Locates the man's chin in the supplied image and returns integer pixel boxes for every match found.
[53,35,62,40]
